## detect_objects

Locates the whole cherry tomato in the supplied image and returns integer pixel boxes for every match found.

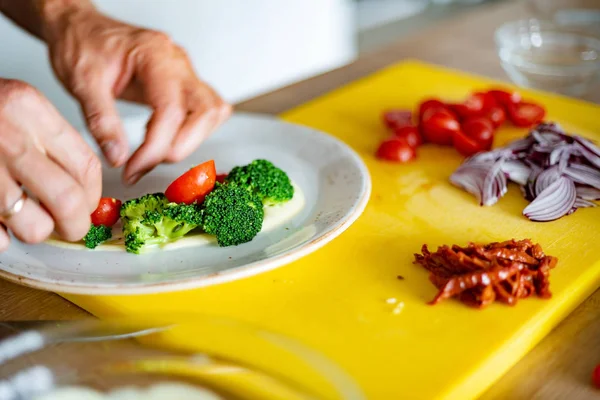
[461,117,495,150]
[90,198,122,227]
[420,110,460,146]
[453,131,483,157]
[487,89,521,107]
[482,105,506,128]
[393,125,423,148]
[383,110,413,130]
[376,138,417,162]
[165,160,217,204]
[506,102,546,127]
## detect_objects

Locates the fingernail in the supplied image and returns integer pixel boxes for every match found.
[126,173,142,186]
[102,141,123,166]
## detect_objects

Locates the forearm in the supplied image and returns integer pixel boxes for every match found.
[0,0,95,41]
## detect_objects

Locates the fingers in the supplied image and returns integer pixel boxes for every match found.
[6,146,91,242]
[0,167,54,245]
[165,86,232,163]
[122,65,186,185]
[75,80,129,167]
[0,224,9,252]
[43,122,103,214]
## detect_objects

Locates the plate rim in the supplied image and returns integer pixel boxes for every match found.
[0,112,372,295]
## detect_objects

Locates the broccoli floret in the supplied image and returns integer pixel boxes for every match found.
[202,183,264,247]
[83,224,112,249]
[120,193,203,254]
[226,159,294,205]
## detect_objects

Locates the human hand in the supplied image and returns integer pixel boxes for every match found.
[44,6,231,185]
[0,79,102,251]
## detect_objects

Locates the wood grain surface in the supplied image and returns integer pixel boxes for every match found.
[1,1,599,398]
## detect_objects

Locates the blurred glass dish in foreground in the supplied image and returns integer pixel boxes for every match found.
[495,19,600,97]
[0,317,364,400]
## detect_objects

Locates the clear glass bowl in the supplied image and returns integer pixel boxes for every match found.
[495,19,600,97]
[0,317,364,400]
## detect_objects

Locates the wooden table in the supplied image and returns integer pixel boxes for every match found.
[1,1,599,398]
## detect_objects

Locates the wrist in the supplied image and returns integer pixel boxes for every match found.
[37,0,97,42]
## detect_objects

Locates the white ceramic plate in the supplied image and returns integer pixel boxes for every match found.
[0,112,371,294]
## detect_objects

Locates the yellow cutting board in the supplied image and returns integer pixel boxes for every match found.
[63,61,600,400]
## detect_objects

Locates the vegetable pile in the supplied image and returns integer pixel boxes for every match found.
[83,159,294,254]
[413,239,558,309]
[377,88,546,161]
[451,122,600,221]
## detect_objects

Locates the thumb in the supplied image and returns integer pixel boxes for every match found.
[77,85,129,167]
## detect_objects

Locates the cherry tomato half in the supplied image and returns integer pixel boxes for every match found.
[165,160,217,205]
[418,99,446,120]
[450,92,496,119]
[593,364,600,389]
[506,102,546,127]
[487,89,521,107]
[393,125,422,148]
[383,110,413,130]
[376,138,417,162]
[462,117,495,150]
[91,198,122,227]
[453,131,483,157]
[420,110,460,146]
[421,106,457,123]
[482,105,506,128]
[215,173,228,184]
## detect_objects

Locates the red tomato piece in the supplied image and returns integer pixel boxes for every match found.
[165,160,217,205]
[420,111,460,146]
[462,117,495,150]
[506,102,546,127]
[91,197,122,227]
[593,364,600,389]
[450,92,496,119]
[215,173,228,184]
[487,89,521,107]
[418,99,447,120]
[453,131,483,157]
[482,105,506,128]
[393,125,422,148]
[421,106,458,123]
[383,110,413,130]
[376,138,417,162]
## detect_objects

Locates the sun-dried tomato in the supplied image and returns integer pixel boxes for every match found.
[413,239,557,309]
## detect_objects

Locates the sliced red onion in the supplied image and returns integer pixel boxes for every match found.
[574,198,597,208]
[548,144,575,168]
[451,122,599,222]
[531,129,564,146]
[451,161,506,206]
[534,165,562,196]
[482,160,507,206]
[576,185,600,200]
[506,136,534,153]
[450,166,490,206]
[501,160,530,186]
[523,177,576,221]
[574,143,600,169]
[563,163,600,189]
[574,135,600,157]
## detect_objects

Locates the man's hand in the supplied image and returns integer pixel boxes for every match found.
[43,4,231,185]
[0,79,102,250]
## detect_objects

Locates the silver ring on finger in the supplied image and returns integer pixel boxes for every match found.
[0,191,27,220]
